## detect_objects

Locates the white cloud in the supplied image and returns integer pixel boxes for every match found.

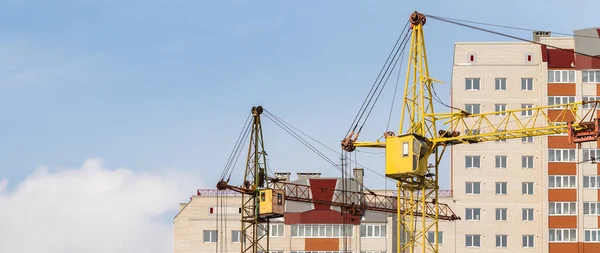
[0,158,201,253]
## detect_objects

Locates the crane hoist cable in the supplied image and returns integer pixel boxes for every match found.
[263,108,396,184]
[219,113,252,182]
[262,109,384,193]
[346,21,411,138]
[421,14,600,40]
[423,13,600,60]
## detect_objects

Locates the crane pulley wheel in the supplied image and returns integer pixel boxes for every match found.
[409,11,426,26]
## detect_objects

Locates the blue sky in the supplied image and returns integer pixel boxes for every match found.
[1,0,599,208]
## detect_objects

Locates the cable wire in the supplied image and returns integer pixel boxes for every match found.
[424,13,600,60]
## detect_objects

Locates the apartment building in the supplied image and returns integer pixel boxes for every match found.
[173,170,457,253]
[451,28,600,253]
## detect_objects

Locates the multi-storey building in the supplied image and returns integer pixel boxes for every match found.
[173,170,456,253]
[451,28,600,253]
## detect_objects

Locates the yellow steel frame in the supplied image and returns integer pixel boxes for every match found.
[349,11,600,253]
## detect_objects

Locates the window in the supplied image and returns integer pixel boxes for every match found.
[427,231,444,244]
[466,208,481,221]
[292,224,353,238]
[496,182,508,195]
[495,104,507,115]
[585,229,600,242]
[203,230,218,243]
[466,128,481,135]
[584,176,600,189]
[526,53,533,62]
[523,235,535,248]
[522,208,534,221]
[549,229,577,242]
[496,235,508,248]
[466,234,481,247]
[495,78,506,90]
[550,122,569,136]
[496,208,507,221]
[465,104,480,114]
[465,78,480,90]
[495,156,507,168]
[548,70,575,83]
[522,136,534,143]
[583,148,600,162]
[583,96,600,109]
[582,70,600,83]
[402,142,409,156]
[549,202,577,215]
[466,182,481,195]
[522,182,534,195]
[495,129,507,142]
[521,104,533,116]
[549,175,576,188]
[584,202,600,215]
[521,78,533,90]
[468,53,476,63]
[270,224,284,237]
[548,96,575,108]
[360,224,386,238]
[548,149,576,162]
[232,230,241,243]
[522,156,534,168]
[465,156,481,168]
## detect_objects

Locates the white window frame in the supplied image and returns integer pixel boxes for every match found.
[522,235,535,248]
[496,234,508,248]
[465,104,481,114]
[495,104,507,116]
[521,78,533,90]
[465,156,481,169]
[582,96,600,109]
[465,181,481,195]
[548,96,575,109]
[203,230,218,243]
[427,231,444,244]
[548,149,576,162]
[585,229,600,242]
[495,155,507,168]
[522,136,534,143]
[583,176,600,189]
[291,224,353,238]
[582,70,600,83]
[522,208,534,221]
[270,223,284,237]
[522,182,534,195]
[548,70,575,83]
[495,182,508,195]
[583,202,600,215]
[465,78,480,90]
[549,175,576,189]
[521,104,533,116]
[466,234,481,247]
[549,202,577,216]
[360,224,387,238]
[495,78,506,91]
[522,156,534,168]
[549,229,577,242]
[495,208,507,221]
[466,208,481,221]
[583,148,600,163]
[232,230,241,243]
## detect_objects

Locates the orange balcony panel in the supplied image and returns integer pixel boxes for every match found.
[548,83,576,96]
[548,216,577,228]
[548,162,576,175]
[549,243,578,253]
[548,189,577,202]
[305,238,339,251]
[548,136,576,148]
[548,110,576,122]
[584,243,600,253]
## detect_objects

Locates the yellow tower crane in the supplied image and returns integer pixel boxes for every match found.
[341,11,600,253]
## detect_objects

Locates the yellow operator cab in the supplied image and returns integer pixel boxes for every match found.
[258,189,285,219]
[385,133,433,179]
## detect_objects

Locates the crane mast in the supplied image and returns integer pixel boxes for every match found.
[341,11,600,253]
